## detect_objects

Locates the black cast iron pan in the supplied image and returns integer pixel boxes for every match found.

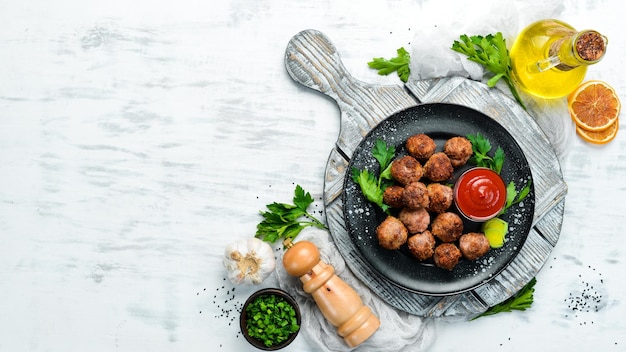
[342,102,535,296]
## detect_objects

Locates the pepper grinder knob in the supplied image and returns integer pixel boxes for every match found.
[283,240,380,347]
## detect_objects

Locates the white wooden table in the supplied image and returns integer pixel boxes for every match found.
[1,0,624,351]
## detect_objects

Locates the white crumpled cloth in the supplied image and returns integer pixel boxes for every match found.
[278,2,572,351]
[276,228,435,352]
[408,0,573,162]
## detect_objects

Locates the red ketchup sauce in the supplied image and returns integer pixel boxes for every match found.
[454,167,507,221]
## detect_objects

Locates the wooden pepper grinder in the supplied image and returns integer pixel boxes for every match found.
[282,240,380,347]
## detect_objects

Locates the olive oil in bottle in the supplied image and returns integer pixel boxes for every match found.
[509,19,607,99]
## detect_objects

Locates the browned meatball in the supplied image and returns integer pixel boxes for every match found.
[443,136,473,167]
[427,183,453,213]
[376,216,408,250]
[383,184,405,208]
[402,181,429,210]
[431,212,464,242]
[407,231,436,261]
[433,243,462,271]
[406,133,437,161]
[390,155,423,186]
[399,207,430,234]
[423,152,454,182]
[459,232,491,260]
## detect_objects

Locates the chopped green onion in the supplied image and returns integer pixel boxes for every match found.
[245,294,300,347]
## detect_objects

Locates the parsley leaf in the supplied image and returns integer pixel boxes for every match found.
[368,47,411,83]
[293,184,314,210]
[493,147,505,174]
[516,180,532,203]
[472,277,536,320]
[451,33,526,110]
[501,179,532,214]
[352,138,396,213]
[372,139,395,172]
[351,168,389,213]
[466,132,505,174]
[256,185,327,245]
[505,182,518,211]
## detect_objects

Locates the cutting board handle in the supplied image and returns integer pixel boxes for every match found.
[284,29,417,156]
[284,29,349,98]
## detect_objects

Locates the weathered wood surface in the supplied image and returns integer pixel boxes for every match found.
[4,1,625,351]
[285,29,567,318]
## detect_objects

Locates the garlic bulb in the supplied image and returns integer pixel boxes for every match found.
[223,237,276,285]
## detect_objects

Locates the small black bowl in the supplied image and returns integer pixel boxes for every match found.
[240,288,302,350]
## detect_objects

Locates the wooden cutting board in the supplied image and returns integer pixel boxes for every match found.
[285,29,567,318]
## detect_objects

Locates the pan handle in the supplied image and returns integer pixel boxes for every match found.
[284,29,417,157]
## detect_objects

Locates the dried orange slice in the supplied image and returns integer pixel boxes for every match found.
[576,119,619,144]
[568,80,621,132]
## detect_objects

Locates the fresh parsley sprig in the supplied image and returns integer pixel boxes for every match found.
[351,139,396,213]
[368,47,411,83]
[472,277,536,320]
[256,185,327,244]
[451,33,527,110]
[466,132,505,174]
[502,179,533,214]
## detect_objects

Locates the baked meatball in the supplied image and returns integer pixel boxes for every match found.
[431,212,464,242]
[376,216,408,250]
[390,155,423,186]
[399,207,430,234]
[433,243,462,271]
[383,184,405,208]
[406,133,437,161]
[443,136,473,167]
[402,181,429,210]
[423,152,454,182]
[459,232,491,260]
[427,183,453,213]
[407,231,436,261]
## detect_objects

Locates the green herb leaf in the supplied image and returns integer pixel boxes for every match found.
[372,139,396,172]
[379,162,393,182]
[505,182,518,211]
[466,132,506,174]
[293,184,314,210]
[472,277,536,320]
[368,47,411,83]
[493,146,505,174]
[351,139,396,213]
[502,179,532,213]
[351,167,389,213]
[452,32,526,110]
[256,185,327,244]
[516,179,532,202]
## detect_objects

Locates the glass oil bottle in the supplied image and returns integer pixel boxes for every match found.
[509,19,607,99]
